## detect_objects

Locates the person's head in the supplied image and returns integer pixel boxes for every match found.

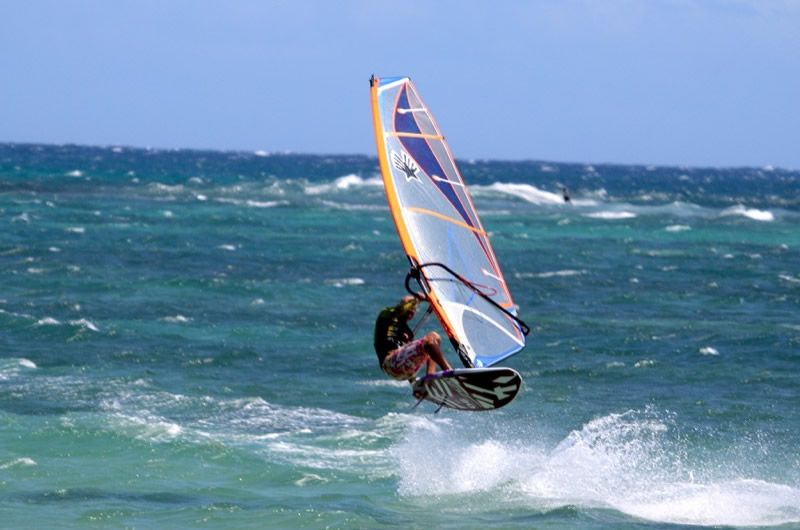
[397,295,418,320]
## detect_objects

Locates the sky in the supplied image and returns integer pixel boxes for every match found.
[1,0,799,169]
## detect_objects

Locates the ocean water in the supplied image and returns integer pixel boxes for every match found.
[1,143,799,529]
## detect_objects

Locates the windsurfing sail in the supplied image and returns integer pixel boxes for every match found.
[370,75,529,368]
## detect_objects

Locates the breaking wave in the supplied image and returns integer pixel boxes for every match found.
[394,408,800,527]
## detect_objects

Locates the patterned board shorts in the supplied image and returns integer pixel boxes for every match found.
[382,339,428,380]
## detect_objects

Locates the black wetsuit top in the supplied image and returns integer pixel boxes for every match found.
[373,304,414,367]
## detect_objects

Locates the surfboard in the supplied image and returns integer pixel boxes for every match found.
[412,367,522,411]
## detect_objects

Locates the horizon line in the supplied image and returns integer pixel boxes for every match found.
[0,140,795,173]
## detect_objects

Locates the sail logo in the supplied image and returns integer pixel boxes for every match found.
[391,151,420,182]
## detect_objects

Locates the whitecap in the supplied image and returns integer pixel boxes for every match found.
[66,227,85,234]
[149,182,185,194]
[342,242,362,252]
[215,197,287,209]
[326,278,366,288]
[65,170,83,177]
[585,211,638,220]
[0,458,37,469]
[246,199,286,208]
[319,200,385,212]
[304,174,382,195]
[665,225,691,232]
[699,346,720,356]
[778,274,800,284]
[634,359,656,368]
[358,379,409,388]
[19,358,37,368]
[515,269,587,279]
[475,182,564,205]
[295,473,329,486]
[720,205,774,222]
[35,317,61,326]
[70,318,100,332]
[161,315,191,323]
[11,212,30,223]
[254,150,270,157]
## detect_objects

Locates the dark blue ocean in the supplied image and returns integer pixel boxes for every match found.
[2,143,799,529]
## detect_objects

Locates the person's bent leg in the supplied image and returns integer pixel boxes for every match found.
[423,331,452,371]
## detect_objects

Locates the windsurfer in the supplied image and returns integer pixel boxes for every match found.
[374,295,453,381]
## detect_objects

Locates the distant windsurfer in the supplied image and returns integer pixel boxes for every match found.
[374,295,453,381]
[562,186,571,203]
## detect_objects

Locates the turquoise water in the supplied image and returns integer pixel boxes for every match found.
[1,143,799,529]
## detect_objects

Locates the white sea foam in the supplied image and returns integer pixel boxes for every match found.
[70,318,100,332]
[358,379,409,388]
[700,347,720,356]
[99,388,376,472]
[218,244,237,251]
[66,226,86,234]
[395,409,800,527]
[35,317,61,326]
[584,211,638,220]
[162,315,191,323]
[0,358,38,381]
[65,170,83,177]
[0,458,37,469]
[149,182,185,194]
[515,269,587,279]
[304,174,382,195]
[319,200,385,212]
[475,182,564,205]
[474,182,601,207]
[18,358,37,369]
[779,274,800,284]
[665,224,691,232]
[326,278,365,288]
[720,205,775,222]
[215,197,288,208]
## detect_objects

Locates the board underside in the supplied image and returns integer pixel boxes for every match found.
[411,367,522,411]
